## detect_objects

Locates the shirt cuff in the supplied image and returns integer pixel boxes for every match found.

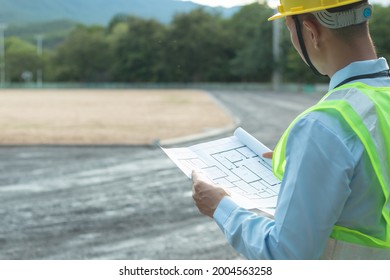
[213,196,240,229]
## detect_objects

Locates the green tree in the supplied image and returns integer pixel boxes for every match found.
[163,9,235,82]
[107,14,131,34]
[17,2,390,84]
[370,4,390,60]
[5,37,40,82]
[110,16,166,82]
[227,3,274,82]
[50,25,112,82]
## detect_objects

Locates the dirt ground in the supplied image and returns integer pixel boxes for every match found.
[0,89,234,145]
[0,89,322,260]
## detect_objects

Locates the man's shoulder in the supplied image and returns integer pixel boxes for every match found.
[293,107,358,145]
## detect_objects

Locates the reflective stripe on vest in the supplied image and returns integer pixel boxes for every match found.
[321,239,390,259]
[272,82,390,252]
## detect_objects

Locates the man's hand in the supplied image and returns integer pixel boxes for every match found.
[192,170,230,218]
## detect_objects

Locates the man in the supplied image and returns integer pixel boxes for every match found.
[192,0,390,259]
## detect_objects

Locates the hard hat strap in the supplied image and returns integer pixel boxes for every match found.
[292,15,325,77]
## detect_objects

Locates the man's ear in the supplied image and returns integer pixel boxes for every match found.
[302,19,321,49]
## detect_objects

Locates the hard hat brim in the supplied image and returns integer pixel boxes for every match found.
[268,13,285,21]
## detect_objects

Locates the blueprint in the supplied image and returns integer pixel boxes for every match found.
[162,127,280,213]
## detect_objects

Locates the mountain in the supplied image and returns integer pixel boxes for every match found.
[0,0,240,25]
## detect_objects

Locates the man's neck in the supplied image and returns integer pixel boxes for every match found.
[326,34,377,78]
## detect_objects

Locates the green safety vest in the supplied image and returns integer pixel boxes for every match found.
[272,82,390,258]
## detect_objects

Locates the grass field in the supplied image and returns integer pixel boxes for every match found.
[0,89,235,145]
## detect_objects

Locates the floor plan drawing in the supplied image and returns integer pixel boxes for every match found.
[162,127,281,211]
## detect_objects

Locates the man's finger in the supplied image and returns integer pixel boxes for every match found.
[192,170,205,193]
[192,169,205,180]
[192,169,213,184]
[262,151,273,159]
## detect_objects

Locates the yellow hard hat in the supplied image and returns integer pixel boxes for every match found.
[268,0,364,21]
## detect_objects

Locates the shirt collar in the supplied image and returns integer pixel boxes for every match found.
[329,57,389,91]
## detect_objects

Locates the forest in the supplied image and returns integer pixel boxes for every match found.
[3,3,390,85]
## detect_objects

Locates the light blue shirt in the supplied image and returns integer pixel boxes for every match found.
[213,57,390,259]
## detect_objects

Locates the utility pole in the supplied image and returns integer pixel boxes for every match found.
[262,0,283,91]
[271,8,282,92]
[0,23,7,87]
[36,34,44,88]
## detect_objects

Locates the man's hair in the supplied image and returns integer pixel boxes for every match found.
[329,21,368,39]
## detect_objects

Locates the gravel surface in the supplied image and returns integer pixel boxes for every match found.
[0,89,321,259]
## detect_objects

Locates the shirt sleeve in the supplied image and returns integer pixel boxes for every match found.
[213,114,356,259]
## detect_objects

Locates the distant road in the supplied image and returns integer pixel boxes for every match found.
[0,89,320,259]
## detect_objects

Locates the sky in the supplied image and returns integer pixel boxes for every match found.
[181,0,390,8]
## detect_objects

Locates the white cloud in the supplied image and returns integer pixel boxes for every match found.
[371,0,390,5]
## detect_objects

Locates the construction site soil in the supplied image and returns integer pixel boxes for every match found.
[0,89,320,259]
